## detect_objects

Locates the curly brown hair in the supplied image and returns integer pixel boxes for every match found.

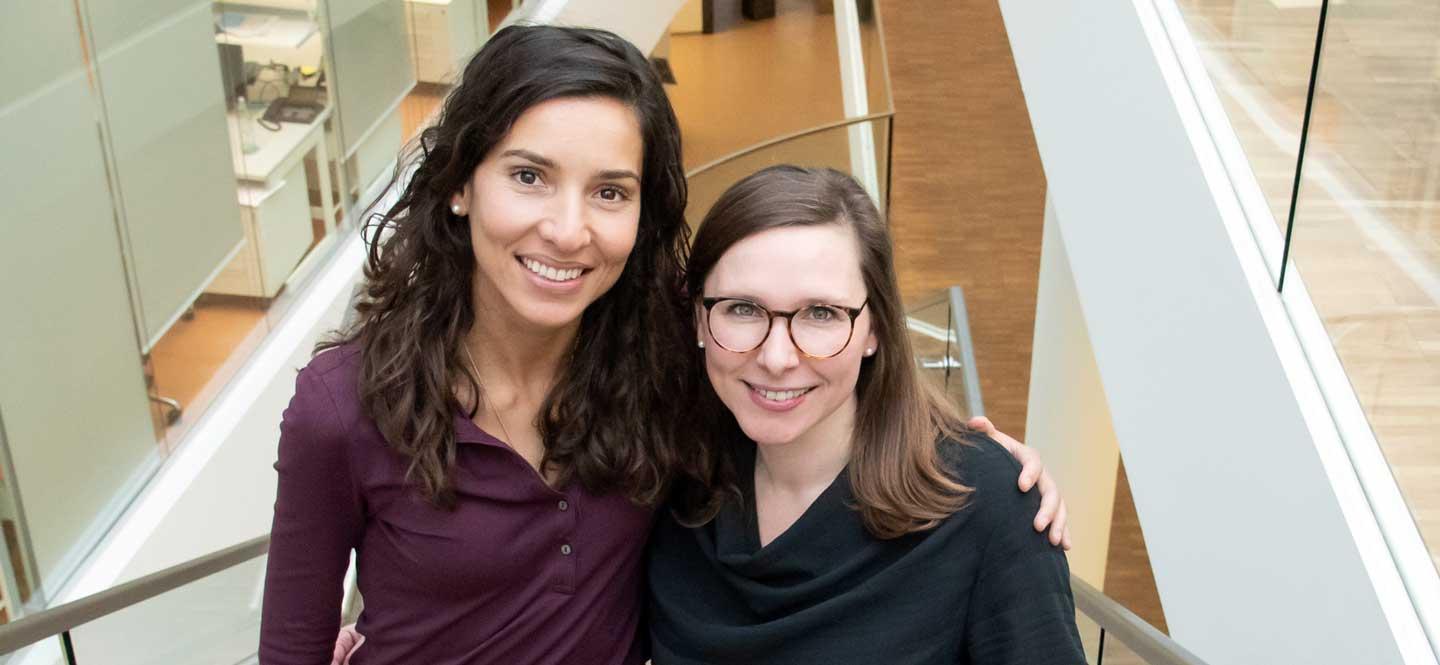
[321,25,695,509]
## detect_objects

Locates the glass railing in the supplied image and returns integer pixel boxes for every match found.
[0,536,269,664]
[684,113,894,228]
[664,0,895,170]
[0,534,1211,665]
[905,286,984,421]
[1163,0,1440,641]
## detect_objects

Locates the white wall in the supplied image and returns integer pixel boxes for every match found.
[999,0,1433,663]
[1025,199,1120,589]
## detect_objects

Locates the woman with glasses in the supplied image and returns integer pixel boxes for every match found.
[289,24,1071,665]
[648,165,1085,664]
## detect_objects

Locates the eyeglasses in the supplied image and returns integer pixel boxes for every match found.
[701,297,868,359]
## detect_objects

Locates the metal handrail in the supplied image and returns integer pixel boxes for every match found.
[683,111,896,179]
[1071,576,1209,665]
[946,287,985,419]
[0,535,269,655]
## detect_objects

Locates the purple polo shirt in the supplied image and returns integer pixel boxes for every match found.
[259,344,652,665]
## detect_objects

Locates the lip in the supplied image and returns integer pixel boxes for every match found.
[744,381,814,413]
[516,256,588,293]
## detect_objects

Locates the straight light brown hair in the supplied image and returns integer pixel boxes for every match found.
[679,165,973,538]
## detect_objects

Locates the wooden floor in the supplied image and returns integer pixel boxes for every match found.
[667,0,848,170]
[1178,0,1440,571]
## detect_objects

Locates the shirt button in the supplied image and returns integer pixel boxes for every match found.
[558,499,569,511]
[560,544,573,556]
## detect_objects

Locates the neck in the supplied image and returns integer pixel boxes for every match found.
[754,394,857,495]
[465,286,577,400]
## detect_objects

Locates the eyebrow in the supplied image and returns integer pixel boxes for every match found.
[500,149,640,183]
[709,294,861,308]
[500,149,557,169]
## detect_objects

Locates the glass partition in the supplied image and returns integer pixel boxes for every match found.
[0,0,160,611]
[1170,0,1327,257]
[1282,1,1440,576]
[0,0,440,618]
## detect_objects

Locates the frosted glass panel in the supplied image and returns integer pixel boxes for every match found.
[0,2,157,595]
[325,0,415,160]
[87,0,245,346]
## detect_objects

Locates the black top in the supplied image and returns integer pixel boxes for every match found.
[646,435,1085,665]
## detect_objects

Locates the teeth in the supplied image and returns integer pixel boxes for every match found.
[522,258,582,282]
[757,387,810,401]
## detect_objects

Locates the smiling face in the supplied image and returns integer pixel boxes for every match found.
[452,96,644,333]
[699,223,878,448]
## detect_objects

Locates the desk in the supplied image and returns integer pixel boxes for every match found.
[208,104,336,298]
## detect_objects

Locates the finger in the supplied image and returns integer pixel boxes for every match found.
[1049,501,1069,547]
[1062,525,1073,551]
[1033,473,1060,532]
[1051,495,1069,534]
[343,635,365,665]
[967,415,995,435]
[1016,446,1043,492]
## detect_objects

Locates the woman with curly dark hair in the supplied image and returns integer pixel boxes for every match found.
[259,25,694,665]
[264,24,1069,665]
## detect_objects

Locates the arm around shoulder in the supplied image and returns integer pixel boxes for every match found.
[259,364,366,664]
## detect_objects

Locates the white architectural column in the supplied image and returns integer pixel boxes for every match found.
[1025,199,1121,589]
[1000,0,1434,663]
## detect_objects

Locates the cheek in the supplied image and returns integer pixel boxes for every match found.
[816,352,866,393]
[598,212,641,264]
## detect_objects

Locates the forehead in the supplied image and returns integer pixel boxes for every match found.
[494,96,643,171]
[704,224,866,306]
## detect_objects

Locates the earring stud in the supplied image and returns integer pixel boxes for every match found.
[698,341,705,349]
[865,348,875,356]
[451,203,463,215]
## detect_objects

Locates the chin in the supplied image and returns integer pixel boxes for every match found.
[519,302,589,330]
[734,414,809,447]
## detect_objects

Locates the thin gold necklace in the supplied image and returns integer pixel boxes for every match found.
[462,342,514,445]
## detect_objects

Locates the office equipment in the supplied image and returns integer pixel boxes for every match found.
[261,96,324,125]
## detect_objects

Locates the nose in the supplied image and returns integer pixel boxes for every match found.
[537,191,591,254]
[756,317,800,374]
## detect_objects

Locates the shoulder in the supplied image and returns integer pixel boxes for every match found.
[937,433,1040,530]
[293,343,363,413]
[281,343,365,453]
[937,432,1023,493]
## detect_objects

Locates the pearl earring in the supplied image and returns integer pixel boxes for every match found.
[865,348,875,356]
[451,203,463,215]
[698,341,705,349]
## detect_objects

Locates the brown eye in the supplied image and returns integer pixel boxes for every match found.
[513,168,540,186]
[598,186,628,202]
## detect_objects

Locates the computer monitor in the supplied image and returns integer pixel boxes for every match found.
[218,42,245,109]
